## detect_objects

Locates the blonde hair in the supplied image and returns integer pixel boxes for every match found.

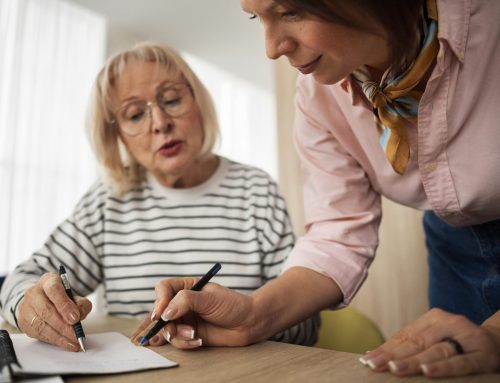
[87,42,219,196]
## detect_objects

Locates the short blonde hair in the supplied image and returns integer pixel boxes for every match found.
[87,42,219,196]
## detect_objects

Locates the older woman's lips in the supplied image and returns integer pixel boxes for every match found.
[159,141,182,156]
[296,56,322,74]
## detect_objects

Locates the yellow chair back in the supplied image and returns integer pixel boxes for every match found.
[315,307,385,354]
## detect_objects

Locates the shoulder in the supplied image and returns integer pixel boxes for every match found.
[222,157,277,188]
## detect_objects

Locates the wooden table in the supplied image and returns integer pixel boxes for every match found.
[2,315,499,382]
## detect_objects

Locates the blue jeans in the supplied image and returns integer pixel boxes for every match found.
[424,211,500,324]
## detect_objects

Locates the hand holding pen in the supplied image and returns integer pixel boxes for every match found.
[17,267,92,352]
[132,263,221,348]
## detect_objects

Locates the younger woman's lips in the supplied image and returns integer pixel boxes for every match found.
[296,56,322,75]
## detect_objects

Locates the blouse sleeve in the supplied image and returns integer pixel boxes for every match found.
[283,75,382,307]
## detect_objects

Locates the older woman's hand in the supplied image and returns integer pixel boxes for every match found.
[131,277,255,349]
[17,272,92,352]
[360,308,500,378]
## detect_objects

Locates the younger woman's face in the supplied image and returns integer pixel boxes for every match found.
[241,0,391,84]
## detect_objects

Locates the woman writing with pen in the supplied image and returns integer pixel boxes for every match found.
[0,42,319,351]
[137,0,500,378]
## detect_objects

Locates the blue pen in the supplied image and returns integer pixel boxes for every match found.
[59,265,86,352]
[140,262,222,345]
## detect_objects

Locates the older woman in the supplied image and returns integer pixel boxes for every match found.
[0,42,319,351]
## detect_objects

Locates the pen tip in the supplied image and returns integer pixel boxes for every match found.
[78,338,86,352]
[139,337,148,346]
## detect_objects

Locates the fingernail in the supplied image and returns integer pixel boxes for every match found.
[359,357,369,366]
[179,328,195,340]
[367,355,387,369]
[420,364,430,375]
[151,309,156,321]
[69,312,78,323]
[163,330,171,343]
[388,360,408,373]
[150,335,160,344]
[68,342,79,351]
[161,307,176,321]
[188,338,202,347]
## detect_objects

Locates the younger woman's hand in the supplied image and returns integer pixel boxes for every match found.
[360,308,500,378]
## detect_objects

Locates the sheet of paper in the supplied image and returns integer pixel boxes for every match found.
[11,332,177,375]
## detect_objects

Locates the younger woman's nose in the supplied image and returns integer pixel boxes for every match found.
[264,28,295,60]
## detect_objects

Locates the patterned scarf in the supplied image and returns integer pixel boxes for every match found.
[352,0,439,175]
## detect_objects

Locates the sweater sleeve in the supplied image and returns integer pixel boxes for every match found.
[0,181,106,327]
[255,174,320,346]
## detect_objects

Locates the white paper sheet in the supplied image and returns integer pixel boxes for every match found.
[11,332,177,375]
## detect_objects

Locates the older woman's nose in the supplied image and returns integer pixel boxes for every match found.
[151,106,173,134]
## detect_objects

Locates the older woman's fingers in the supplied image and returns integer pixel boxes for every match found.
[74,295,93,320]
[40,272,82,324]
[20,284,75,342]
[20,308,80,352]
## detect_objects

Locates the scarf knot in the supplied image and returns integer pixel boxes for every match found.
[352,5,439,175]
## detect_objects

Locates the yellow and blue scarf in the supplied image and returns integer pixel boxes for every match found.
[353,1,439,175]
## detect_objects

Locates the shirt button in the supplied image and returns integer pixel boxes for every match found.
[425,161,438,172]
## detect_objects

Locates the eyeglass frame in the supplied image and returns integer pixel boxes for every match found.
[110,82,195,137]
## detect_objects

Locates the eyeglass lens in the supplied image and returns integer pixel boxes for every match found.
[116,83,193,136]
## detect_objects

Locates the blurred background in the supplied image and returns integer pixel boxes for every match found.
[0,0,428,339]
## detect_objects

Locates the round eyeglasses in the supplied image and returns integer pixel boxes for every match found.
[112,83,194,137]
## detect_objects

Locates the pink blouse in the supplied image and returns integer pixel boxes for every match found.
[283,0,500,305]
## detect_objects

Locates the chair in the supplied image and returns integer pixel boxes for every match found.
[314,307,385,354]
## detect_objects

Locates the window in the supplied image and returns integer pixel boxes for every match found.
[0,0,106,274]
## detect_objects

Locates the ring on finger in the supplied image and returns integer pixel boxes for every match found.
[30,314,39,327]
[441,337,465,355]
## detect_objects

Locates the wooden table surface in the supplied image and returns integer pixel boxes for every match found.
[2,315,499,382]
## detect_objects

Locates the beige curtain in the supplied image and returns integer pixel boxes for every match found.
[274,58,428,338]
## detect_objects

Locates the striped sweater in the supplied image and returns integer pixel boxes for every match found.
[0,157,319,345]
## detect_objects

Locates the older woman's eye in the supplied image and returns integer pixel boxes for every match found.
[161,97,181,108]
[124,107,145,123]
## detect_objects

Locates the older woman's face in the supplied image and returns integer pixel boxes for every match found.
[240,0,390,84]
[111,61,207,187]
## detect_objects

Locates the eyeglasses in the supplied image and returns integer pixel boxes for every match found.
[112,83,194,137]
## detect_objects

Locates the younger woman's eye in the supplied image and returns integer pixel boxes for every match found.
[280,11,299,20]
[248,14,257,20]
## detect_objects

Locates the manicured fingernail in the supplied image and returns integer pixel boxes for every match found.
[367,355,387,369]
[188,338,202,347]
[420,364,430,375]
[161,307,176,321]
[163,330,171,343]
[179,328,195,340]
[150,309,156,321]
[359,357,369,366]
[388,360,408,373]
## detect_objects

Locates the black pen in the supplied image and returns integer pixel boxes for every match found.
[59,265,86,352]
[139,262,222,346]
